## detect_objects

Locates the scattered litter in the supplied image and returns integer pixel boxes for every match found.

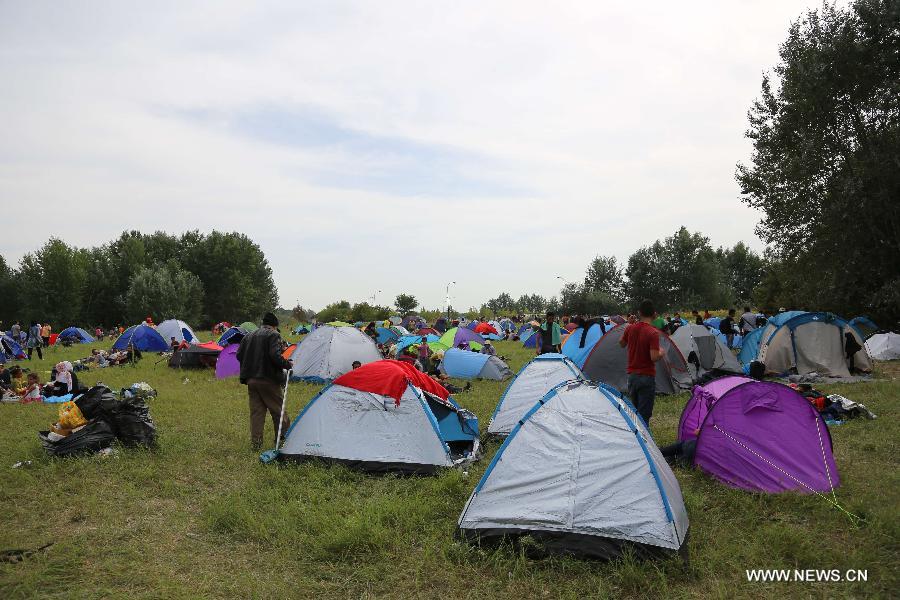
[98,447,118,457]
[0,543,53,564]
[11,460,32,469]
[182,378,190,385]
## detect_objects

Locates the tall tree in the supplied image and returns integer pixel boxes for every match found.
[717,242,764,303]
[583,255,625,301]
[394,293,418,315]
[316,300,352,323]
[16,239,88,326]
[736,0,900,326]
[0,255,20,325]
[124,261,204,323]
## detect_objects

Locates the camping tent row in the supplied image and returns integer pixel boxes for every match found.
[277,360,480,474]
[459,379,689,559]
[738,311,872,377]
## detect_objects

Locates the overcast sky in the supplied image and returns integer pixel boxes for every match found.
[0,1,832,312]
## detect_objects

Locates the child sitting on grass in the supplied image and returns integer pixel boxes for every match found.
[21,372,42,403]
[10,366,27,397]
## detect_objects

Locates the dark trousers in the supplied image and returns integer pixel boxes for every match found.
[27,346,42,360]
[627,373,656,425]
[247,378,290,448]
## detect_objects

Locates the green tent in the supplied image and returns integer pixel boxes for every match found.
[239,321,259,332]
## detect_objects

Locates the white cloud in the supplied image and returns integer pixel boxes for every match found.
[0,1,833,311]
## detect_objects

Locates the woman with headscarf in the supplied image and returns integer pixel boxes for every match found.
[45,361,77,397]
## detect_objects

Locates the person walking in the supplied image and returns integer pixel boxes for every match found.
[619,300,662,425]
[739,306,756,336]
[720,308,737,348]
[25,321,43,360]
[40,323,51,347]
[236,312,293,450]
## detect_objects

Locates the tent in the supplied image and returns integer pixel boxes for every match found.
[278,360,479,473]
[488,353,585,436]
[849,317,878,340]
[677,376,839,493]
[112,324,169,352]
[239,321,259,332]
[56,327,95,344]
[484,321,505,340]
[217,326,247,346]
[670,324,742,380]
[433,317,448,333]
[215,344,241,378]
[498,318,515,332]
[521,328,540,348]
[394,334,440,355]
[737,327,765,367]
[866,332,900,361]
[292,323,310,335]
[169,344,220,369]
[474,322,498,335]
[439,348,512,380]
[561,323,608,367]
[157,319,197,345]
[415,327,439,336]
[376,327,400,345]
[436,327,484,351]
[402,315,424,330]
[459,379,689,559]
[754,312,872,376]
[580,324,692,395]
[0,334,25,362]
[388,316,402,326]
[289,325,382,382]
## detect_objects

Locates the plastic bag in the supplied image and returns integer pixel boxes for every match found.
[39,420,115,457]
[58,401,87,430]
[109,396,157,447]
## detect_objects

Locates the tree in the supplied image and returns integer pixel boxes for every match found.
[0,256,19,325]
[584,255,625,300]
[349,302,391,323]
[736,0,900,327]
[625,227,730,311]
[394,293,418,315]
[316,301,352,323]
[717,242,764,303]
[291,305,314,322]
[16,239,88,326]
[124,261,204,324]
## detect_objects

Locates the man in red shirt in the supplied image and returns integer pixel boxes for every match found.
[619,299,662,425]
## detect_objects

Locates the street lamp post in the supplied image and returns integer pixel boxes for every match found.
[370,289,381,304]
[445,281,456,319]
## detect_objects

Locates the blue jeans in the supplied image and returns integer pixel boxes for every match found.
[627,373,656,425]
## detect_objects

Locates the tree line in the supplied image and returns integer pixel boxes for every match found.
[0,231,278,329]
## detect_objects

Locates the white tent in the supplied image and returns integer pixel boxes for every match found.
[289,325,381,382]
[670,324,743,380]
[459,380,688,559]
[279,369,479,474]
[156,319,198,344]
[580,325,693,395]
[866,332,900,361]
[488,353,584,436]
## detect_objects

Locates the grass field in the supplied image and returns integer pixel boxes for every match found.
[1,336,898,599]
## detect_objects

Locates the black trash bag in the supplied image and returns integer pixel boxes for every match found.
[74,385,115,420]
[38,420,115,457]
[109,396,157,448]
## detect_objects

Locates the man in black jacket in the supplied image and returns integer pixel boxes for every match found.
[236,312,293,450]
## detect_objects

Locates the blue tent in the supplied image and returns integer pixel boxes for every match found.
[112,324,169,352]
[0,334,26,363]
[376,327,400,345]
[738,327,765,366]
[57,327,95,344]
[522,328,540,348]
[561,323,608,368]
[218,326,248,346]
[394,334,439,354]
[439,348,512,380]
[849,316,878,340]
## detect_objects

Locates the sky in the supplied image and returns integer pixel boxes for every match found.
[0,1,834,312]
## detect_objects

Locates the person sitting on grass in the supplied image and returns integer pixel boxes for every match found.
[0,363,11,393]
[22,373,43,403]
[480,340,496,356]
[9,366,27,397]
[44,362,78,397]
[170,337,180,352]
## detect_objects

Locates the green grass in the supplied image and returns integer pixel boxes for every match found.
[1,337,898,598]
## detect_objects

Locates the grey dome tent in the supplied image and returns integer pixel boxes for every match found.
[866,332,900,361]
[288,325,382,382]
[580,324,692,395]
[439,349,512,381]
[278,361,480,474]
[157,319,198,345]
[670,324,742,381]
[459,379,689,559]
[488,353,585,437]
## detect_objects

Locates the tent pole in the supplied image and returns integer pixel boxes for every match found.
[274,369,292,449]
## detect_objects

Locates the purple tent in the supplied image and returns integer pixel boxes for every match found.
[678,376,839,494]
[449,326,484,348]
[215,344,240,379]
